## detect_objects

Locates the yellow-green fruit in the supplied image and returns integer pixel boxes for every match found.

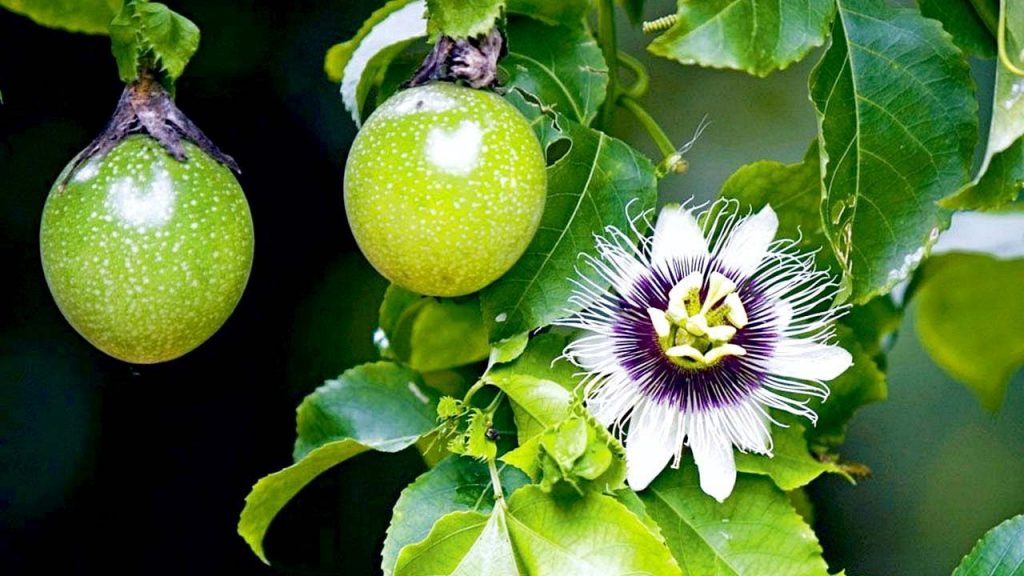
[40,136,254,364]
[344,83,547,297]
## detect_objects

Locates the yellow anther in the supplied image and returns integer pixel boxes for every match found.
[703,344,746,364]
[724,293,748,328]
[665,344,705,363]
[685,314,709,336]
[702,272,736,313]
[705,325,737,342]
[647,307,671,338]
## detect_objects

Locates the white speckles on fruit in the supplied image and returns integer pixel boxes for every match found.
[344,83,547,297]
[40,135,254,364]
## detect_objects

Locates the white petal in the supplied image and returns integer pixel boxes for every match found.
[652,205,709,265]
[768,339,853,381]
[690,429,737,502]
[716,205,778,278]
[625,402,677,490]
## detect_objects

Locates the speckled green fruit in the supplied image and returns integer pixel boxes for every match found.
[344,82,547,297]
[40,136,254,364]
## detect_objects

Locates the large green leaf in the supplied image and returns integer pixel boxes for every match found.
[810,0,978,303]
[324,0,427,124]
[953,514,1024,576]
[506,0,591,26]
[735,422,847,490]
[377,285,491,373]
[426,0,503,39]
[0,0,120,34]
[641,463,830,576]
[647,0,835,77]
[943,12,1024,210]
[396,507,519,576]
[110,1,200,83]
[914,253,1024,411]
[395,486,682,575]
[720,141,840,273]
[239,362,438,563]
[481,96,658,341]
[382,457,529,576]
[918,0,996,58]
[502,16,608,126]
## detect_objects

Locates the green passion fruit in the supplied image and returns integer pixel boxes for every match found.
[344,82,547,297]
[40,136,254,364]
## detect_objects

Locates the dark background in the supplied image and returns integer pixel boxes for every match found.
[2,2,1022,575]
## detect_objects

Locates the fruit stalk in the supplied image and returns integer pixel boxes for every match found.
[59,68,238,191]
[406,28,506,89]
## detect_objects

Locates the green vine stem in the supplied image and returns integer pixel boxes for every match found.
[597,0,620,130]
[618,96,687,177]
[487,457,505,501]
[617,51,650,99]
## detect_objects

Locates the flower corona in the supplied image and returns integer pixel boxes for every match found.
[559,200,853,501]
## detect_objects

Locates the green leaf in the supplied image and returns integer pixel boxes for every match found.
[647,0,835,77]
[843,295,902,360]
[110,1,200,83]
[946,141,1024,210]
[918,0,996,58]
[488,332,580,389]
[377,285,491,373]
[641,462,830,576]
[943,24,1024,209]
[491,374,572,443]
[914,253,1024,411]
[396,507,518,576]
[238,362,438,564]
[486,332,580,443]
[488,332,530,365]
[506,0,590,27]
[613,488,667,542]
[720,141,840,273]
[295,361,439,459]
[325,0,427,124]
[480,99,658,341]
[0,0,120,35]
[426,0,504,39]
[382,457,529,576]
[736,422,848,490]
[396,486,683,576]
[806,323,888,449]
[810,0,978,303]
[953,514,1024,576]
[502,16,608,125]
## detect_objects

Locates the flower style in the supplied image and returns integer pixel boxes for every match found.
[558,200,852,501]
